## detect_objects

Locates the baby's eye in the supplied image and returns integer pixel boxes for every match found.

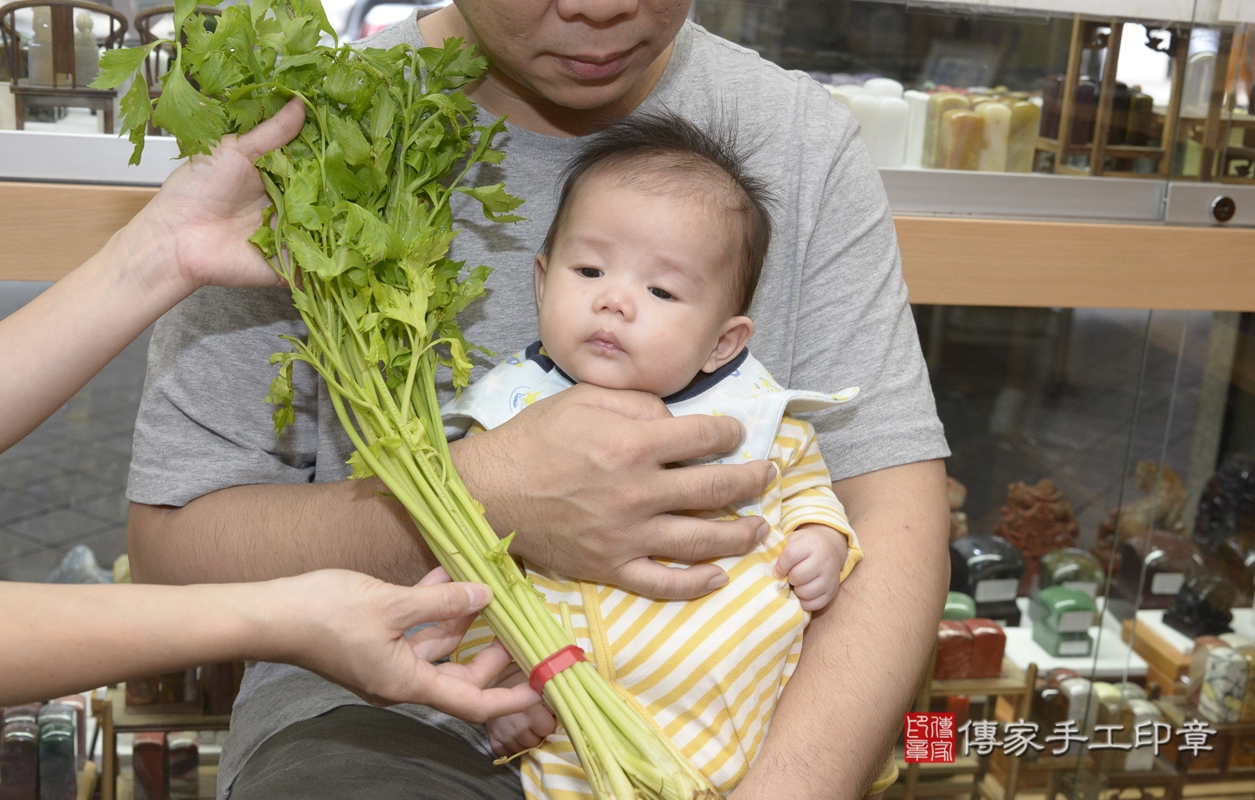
[577,267,602,279]
[649,287,675,300]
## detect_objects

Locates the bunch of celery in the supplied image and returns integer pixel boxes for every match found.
[93,1,714,798]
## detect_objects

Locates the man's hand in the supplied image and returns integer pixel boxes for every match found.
[451,384,776,600]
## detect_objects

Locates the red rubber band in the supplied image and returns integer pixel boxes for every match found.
[529,645,587,693]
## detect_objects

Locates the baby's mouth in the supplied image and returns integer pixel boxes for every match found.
[587,331,623,353]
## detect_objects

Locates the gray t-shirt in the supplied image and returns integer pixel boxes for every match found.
[127,15,948,797]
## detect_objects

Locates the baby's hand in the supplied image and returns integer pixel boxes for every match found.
[773,524,848,612]
[487,705,558,757]
[485,662,558,757]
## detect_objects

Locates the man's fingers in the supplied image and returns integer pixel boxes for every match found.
[237,97,306,160]
[652,458,775,514]
[647,514,767,564]
[641,414,747,465]
[614,557,729,600]
[460,640,515,688]
[407,615,476,662]
[575,384,673,421]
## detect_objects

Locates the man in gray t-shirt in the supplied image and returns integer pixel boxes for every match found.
[127,4,951,799]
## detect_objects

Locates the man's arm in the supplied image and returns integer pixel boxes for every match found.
[129,385,774,593]
[128,478,431,585]
[731,459,949,800]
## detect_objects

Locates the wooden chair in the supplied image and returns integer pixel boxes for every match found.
[0,0,126,131]
[132,4,218,133]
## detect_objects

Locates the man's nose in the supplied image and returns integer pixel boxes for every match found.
[556,0,640,24]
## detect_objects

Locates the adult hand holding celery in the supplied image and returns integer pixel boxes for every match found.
[92,1,714,797]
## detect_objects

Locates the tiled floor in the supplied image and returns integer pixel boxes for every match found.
[0,278,1218,582]
[0,281,149,581]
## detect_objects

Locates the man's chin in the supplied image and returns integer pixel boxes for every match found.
[533,75,647,114]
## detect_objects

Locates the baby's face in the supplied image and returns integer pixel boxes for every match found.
[536,174,752,397]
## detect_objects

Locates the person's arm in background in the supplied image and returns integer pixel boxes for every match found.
[731,460,949,799]
[0,567,540,719]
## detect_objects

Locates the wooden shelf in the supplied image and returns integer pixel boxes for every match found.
[103,690,230,732]
[1121,617,1192,696]
[1048,756,1183,800]
[931,660,1031,698]
[93,685,231,800]
[899,642,1037,800]
[1156,696,1255,786]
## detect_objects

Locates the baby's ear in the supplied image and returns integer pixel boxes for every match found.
[701,316,755,373]
[533,253,548,309]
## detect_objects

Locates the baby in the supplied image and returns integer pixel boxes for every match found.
[442,113,864,799]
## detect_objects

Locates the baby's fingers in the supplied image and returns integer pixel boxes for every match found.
[794,579,837,611]
[773,543,807,580]
[785,552,823,588]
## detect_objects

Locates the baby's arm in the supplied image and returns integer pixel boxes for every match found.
[771,415,863,612]
[485,661,558,758]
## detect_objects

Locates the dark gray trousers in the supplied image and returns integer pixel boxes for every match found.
[228,707,526,800]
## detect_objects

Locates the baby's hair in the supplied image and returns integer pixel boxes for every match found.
[540,112,774,316]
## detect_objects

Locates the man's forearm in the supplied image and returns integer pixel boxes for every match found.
[128,478,438,585]
[127,432,507,586]
[733,459,950,799]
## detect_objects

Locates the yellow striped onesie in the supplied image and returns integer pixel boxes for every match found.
[441,344,863,799]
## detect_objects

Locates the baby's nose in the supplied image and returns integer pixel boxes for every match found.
[595,287,634,318]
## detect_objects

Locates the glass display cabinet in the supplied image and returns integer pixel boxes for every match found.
[4,1,1255,799]
[690,1,1255,798]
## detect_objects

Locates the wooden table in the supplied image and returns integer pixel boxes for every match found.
[92,685,230,800]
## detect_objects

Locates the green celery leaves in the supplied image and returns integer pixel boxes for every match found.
[101,0,523,436]
[91,43,158,89]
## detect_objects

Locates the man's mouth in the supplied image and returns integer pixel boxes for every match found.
[553,45,641,81]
